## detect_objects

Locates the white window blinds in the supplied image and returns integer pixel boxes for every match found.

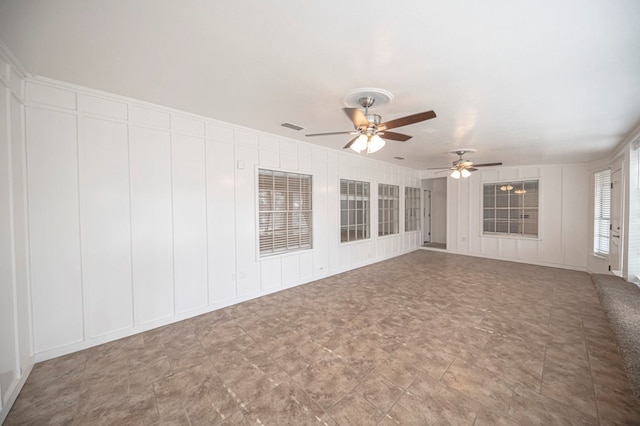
[258,169,312,256]
[594,170,611,256]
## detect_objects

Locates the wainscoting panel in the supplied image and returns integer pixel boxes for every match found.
[79,117,134,338]
[129,126,174,325]
[206,140,237,304]
[23,78,423,364]
[171,134,208,314]
[26,108,84,352]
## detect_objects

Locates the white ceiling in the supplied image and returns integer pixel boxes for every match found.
[1,0,639,169]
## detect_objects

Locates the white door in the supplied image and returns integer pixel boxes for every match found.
[423,190,431,243]
[610,168,623,274]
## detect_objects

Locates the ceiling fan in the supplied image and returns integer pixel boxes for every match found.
[433,149,503,178]
[305,96,436,154]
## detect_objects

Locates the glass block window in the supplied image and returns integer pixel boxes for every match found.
[378,184,399,236]
[258,169,312,256]
[483,180,539,237]
[405,187,421,232]
[340,179,370,243]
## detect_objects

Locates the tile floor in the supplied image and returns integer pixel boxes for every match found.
[5,250,640,425]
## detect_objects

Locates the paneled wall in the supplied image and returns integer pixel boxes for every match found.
[24,78,422,361]
[422,164,590,270]
[0,48,32,422]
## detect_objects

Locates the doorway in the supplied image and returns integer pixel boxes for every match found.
[610,167,624,275]
[422,177,447,249]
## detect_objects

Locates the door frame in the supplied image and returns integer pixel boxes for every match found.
[423,189,431,244]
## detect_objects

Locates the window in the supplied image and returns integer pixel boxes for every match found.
[258,169,312,256]
[340,179,370,242]
[483,180,539,237]
[594,169,611,255]
[405,187,421,232]
[378,184,399,236]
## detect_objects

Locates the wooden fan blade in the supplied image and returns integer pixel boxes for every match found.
[343,135,360,149]
[379,131,411,142]
[467,167,478,172]
[380,110,436,130]
[343,108,369,128]
[473,162,503,167]
[306,131,355,137]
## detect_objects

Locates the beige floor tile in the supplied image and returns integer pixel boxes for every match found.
[509,385,598,425]
[441,358,516,414]
[354,374,404,413]
[328,393,384,426]
[6,250,640,425]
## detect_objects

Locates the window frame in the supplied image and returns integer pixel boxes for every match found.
[378,183,400,237]
[593,169,611,256]
[340,178,371,243]
[257,168,313,257]
[482,179,540,238]
[405,186,421,232]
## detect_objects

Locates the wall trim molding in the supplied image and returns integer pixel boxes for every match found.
[0,40,27,78]
[436,247,588,272]
[0,357,33,424]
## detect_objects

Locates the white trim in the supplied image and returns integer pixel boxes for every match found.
[0,40,27,79]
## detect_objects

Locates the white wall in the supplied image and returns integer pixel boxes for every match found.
[421,164,590,270]
[23,77,423,362]
[0,46,33,424]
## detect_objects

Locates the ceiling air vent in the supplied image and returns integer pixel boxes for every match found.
[281,123,304,131]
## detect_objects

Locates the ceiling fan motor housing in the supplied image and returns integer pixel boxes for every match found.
[365,114,381,126]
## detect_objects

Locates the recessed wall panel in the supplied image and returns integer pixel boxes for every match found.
[79,117,133,337]
[562,166,588,268]
[0,83,17,397]
[11,95,32,368]
[27,108,83,352]
[172,134,208,313]
[260,257,282,290]
[206,141,237,303]
[130,126,174,324]
[234,145,260,296]
[282,255,300,285]
[539,166,563,264]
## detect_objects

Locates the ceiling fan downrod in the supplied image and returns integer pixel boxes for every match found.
[358,97,381,127]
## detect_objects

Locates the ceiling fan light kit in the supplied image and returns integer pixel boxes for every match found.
[433,149,503,179]
[350,133,386,154]
[306,88,436,155]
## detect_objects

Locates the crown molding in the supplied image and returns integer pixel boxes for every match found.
[0,39,28,78]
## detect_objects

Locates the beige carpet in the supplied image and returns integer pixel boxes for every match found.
[592,273,640,397]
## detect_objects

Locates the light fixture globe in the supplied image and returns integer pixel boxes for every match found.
[450,169,461,179]
[350,134,368,153]
[461,168,471,178]
[367,134,385,153]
